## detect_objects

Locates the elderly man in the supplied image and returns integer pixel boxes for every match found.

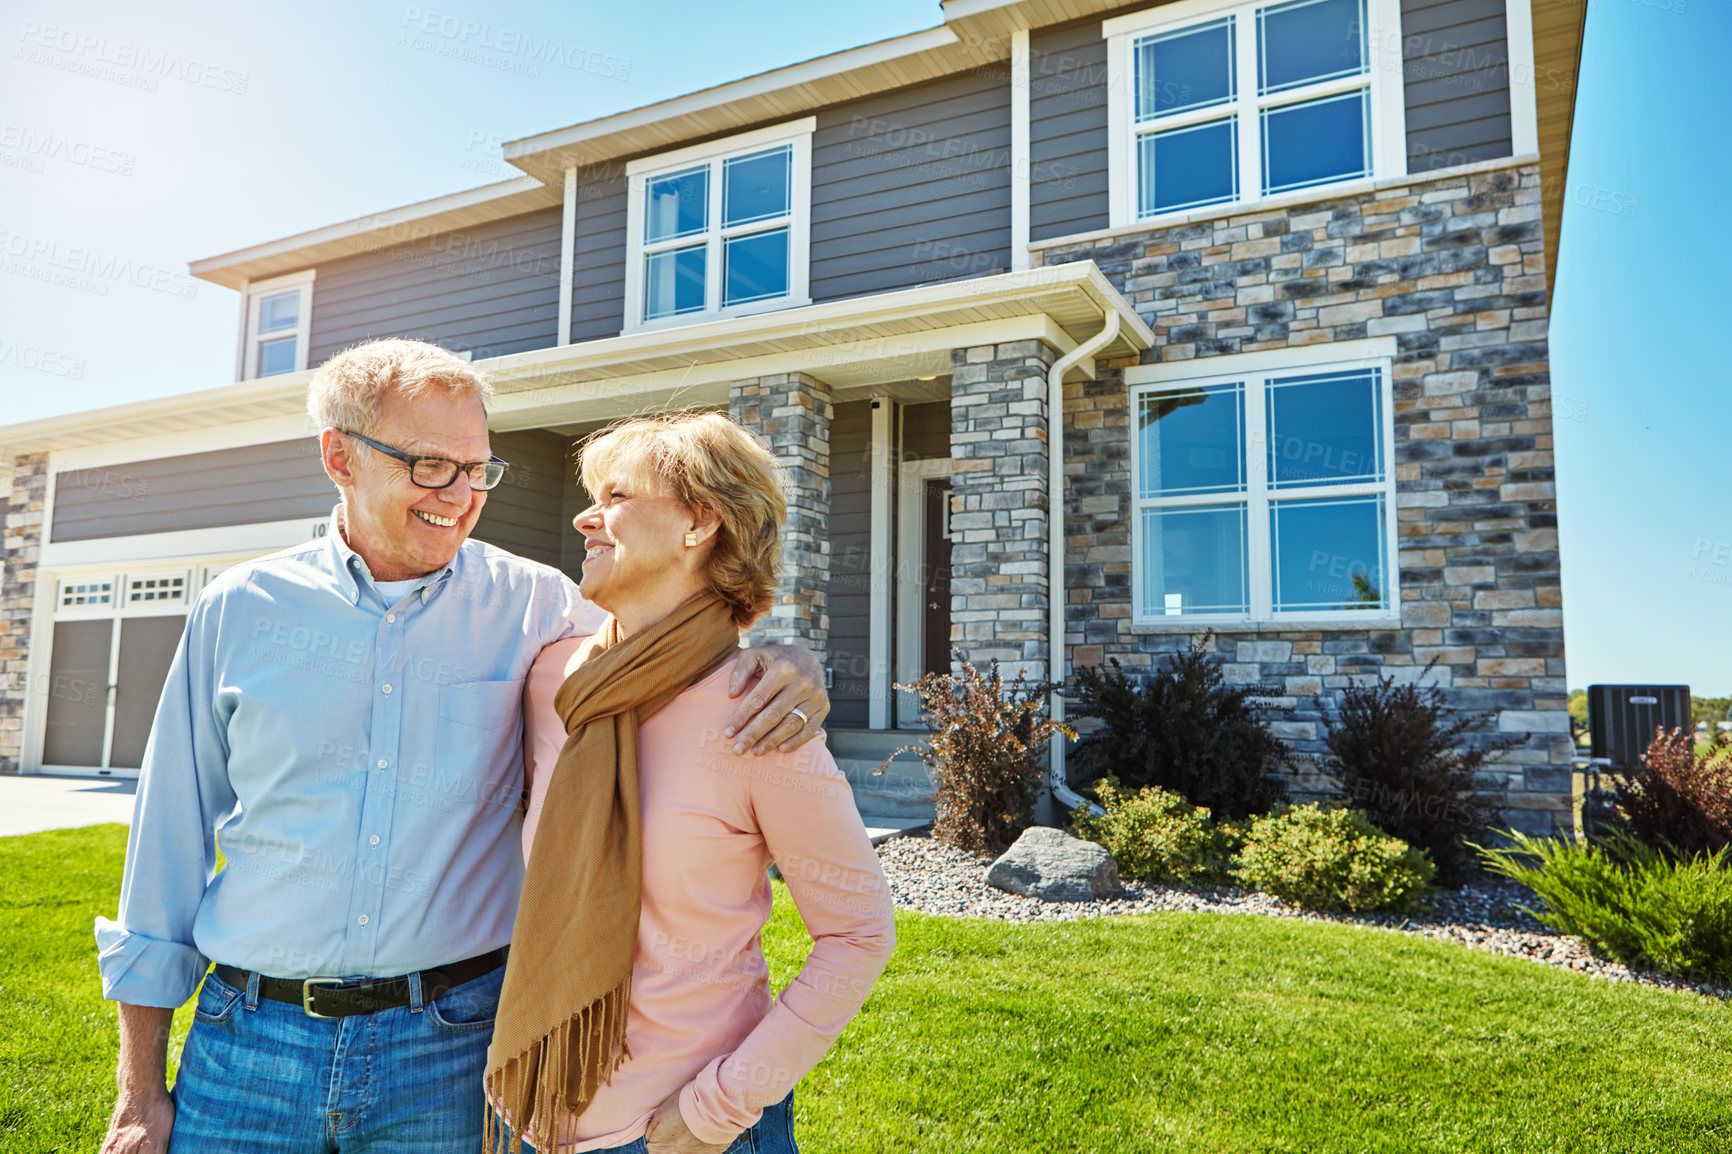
[96,339,830,1154]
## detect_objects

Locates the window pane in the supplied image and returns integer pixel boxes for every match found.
[723,146,791,227]
[723,227,790,306]
[1266,369,1383,488]
[645,166,708,243]
[1262,89,1369,194]
[1258,0,1366,94]
[257,289,298,334]
[257,336,297,377]
[644,245,707,319]
[1142,505,1249,616]
[1138,117,1238,216]
[1134,18,1235,120]
[1270,494,1388,613]
[1138,383,1245,498]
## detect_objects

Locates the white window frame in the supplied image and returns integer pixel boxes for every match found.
[1104,0,1406,229]
[622,118,814,334]
[240,269,314,381]
[1126,339,1400,630]
[54,574,121,620]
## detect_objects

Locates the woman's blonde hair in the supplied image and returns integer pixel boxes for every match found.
[579,411,786,629]
[306,338,493,435]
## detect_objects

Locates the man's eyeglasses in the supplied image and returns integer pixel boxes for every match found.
[340,430,510,491]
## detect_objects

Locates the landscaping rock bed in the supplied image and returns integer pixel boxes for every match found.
[877,831,1731,1001]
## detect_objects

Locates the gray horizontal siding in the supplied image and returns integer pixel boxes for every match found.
[811,69,1013,302]
[1029,20,1111,242]
[903,401,949,462]
[470,430,569,569]
[1401,0,1513,171]
[572,172,628,342]
[307,207,563,365]
[825,401,874,728]
[52,439,331,542]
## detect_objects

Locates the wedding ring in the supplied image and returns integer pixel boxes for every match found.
[789,707,810,727]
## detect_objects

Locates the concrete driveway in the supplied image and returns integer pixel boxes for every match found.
[0,774,136,838]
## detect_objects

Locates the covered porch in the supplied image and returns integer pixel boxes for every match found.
[475,263,1153,823]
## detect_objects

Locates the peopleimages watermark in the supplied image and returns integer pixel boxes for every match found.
[0,230,200,299]
[14,21,250,94]
[0,124,136,176]
[399,7,631,80]
[0,336,85,379]
[1687,538,1730,588]
[59,466,148,499]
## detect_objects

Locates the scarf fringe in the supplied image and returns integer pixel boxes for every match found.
[484,977,633,1154]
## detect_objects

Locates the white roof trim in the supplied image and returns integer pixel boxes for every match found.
[189,176,559,290]
[502,28,957,164]
[189,1,1143,280]
[1,264,1153,453]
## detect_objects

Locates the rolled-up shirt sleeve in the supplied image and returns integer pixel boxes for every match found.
[94,593,236,1008]
[678,746,896,1144]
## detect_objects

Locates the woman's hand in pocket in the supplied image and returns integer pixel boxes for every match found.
[644,1087,734,1154]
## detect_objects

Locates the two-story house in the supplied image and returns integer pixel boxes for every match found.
[0,0,1586,835]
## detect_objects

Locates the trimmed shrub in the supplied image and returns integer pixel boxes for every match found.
[1069,638,1288,820]
[880,658,1072,856]
[1610,729,1732,858]
[1318,670,1514,885]
[1069,778,1242,885]
[1233,804,1435,913]
[1482,831,1732,982]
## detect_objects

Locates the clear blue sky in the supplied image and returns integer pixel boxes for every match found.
[1,0,1725,694]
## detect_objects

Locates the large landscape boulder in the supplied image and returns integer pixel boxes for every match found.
[985,826,1124,902]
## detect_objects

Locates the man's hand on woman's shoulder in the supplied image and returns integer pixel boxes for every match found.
[725,644,829,756]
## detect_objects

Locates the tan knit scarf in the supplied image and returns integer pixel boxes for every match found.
[484,591,741,1154]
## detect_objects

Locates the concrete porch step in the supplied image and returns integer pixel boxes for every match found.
[860,815,932,845]
[827,728,935,824]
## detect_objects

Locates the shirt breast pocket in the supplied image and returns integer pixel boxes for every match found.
[438,679,523,730]
[434,680,525,804]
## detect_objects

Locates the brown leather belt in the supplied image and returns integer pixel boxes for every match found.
[212,946,508,1018]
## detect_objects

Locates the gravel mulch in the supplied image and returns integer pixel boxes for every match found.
[876,831,1731,1001]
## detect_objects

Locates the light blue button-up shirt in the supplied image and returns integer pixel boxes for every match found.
[94,517,603,1008]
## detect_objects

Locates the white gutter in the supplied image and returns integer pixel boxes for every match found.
[1046,309,1121,814]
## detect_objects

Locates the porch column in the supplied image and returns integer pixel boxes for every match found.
[0,453,47,774]
[729,373,832,666]
[949,340,1056,682]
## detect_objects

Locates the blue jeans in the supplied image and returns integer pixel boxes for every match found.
[167,964,504,1153]
[501,1090,800,1153]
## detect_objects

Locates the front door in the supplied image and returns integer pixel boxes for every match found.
[921,477,953,677]
[894,459,953,727]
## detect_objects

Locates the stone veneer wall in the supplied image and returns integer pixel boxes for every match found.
[730,373,833,662]
[949,340,1057,681]
[1040,158,1571,836]
[1,454,47,774]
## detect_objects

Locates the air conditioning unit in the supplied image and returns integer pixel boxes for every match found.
[1587,684,1691,771]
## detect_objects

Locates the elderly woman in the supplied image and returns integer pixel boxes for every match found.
[487,412,895,1154]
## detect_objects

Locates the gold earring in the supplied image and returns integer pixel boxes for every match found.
[684,531,699,547]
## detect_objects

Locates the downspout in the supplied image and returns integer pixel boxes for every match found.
[1047,307,1121,815]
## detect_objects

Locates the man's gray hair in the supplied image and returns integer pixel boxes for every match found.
[306,338,494,436]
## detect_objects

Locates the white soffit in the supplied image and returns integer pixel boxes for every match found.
[2,264,1152,452]
[501,0,1137,182]
[191,0,1138,279]
[189,178,563,290]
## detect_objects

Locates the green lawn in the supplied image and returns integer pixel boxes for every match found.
[6,826,1731,1153]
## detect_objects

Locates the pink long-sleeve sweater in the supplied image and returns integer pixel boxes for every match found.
[519,637,896,1150]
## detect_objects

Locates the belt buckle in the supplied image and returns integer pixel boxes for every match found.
[301,977,346,1018]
